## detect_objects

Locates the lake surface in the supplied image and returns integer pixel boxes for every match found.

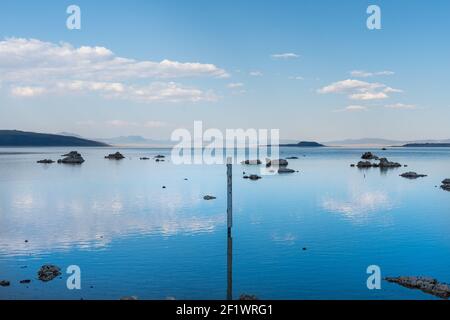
[0,147,449,300]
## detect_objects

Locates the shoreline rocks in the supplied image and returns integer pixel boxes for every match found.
[385,276,450,299]
[37,264,61,282]
[400,172,427,179]
[105,152,125,160]
[58,151,84,164]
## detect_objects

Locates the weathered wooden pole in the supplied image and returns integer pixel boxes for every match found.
[227,157,233,233]
[226,157,233,300]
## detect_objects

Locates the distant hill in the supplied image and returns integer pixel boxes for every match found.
[96,135,174,147]
[402,143,450,147]
[324,138,450,147]
[280,141,325,147]
[0,130,109,147]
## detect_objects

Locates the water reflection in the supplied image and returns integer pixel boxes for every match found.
[322,190,394,224]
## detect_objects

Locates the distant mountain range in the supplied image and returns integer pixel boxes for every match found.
[0,130,108,147]
[95,136,174,147]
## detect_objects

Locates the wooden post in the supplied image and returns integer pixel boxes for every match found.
[226,157,233,300]
[227,157,232,232]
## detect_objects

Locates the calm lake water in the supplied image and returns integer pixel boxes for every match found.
[0,147,449,300]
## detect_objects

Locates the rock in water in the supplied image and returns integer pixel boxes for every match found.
[278,168,295,174]
[154,155,165,159]
[20,279,31,284]
[385,276,450,299]
[241,159,262,165]
[357,161,373,168]
[37,159,55,164]
[57,151,84,164]
[400,172,427,179]
[286,157,299,160]
[248,174,262,180]
[0,280,10,287]
[441,179,450,191]
[379,157,402,168]
[266,159,288,167]
[37,265,61,282]
[105,152,125,160]
[203,195,216,200]
[239,294,258,300]
[361,152,378,160]
[140,157,150,160]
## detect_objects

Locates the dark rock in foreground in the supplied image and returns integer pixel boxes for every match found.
[400,172,427,179]
[385,276,450,299]
[361,152,379,160]
[58,151,84,164]
[37,264,61,282]
[0,280,10,287]
[37,159,55,164]
[203,195,216,200]
[241,159,262,165]
[278,168,295,174]
[105,152,125,160]
[239,294,259,300]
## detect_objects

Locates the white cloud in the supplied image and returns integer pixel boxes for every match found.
[350,70,395,78]
[227,82,244,89]
[385,103,416,109]
[0,38,228,103]
[271,53,299,60]
[334,105,368,112]
[249,71,263,77]
[11,86,46,97]
[318,79,401,101]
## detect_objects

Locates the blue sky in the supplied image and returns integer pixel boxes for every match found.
[1,0,449,141]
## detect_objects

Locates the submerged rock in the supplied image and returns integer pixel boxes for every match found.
[105,152,125,160]
[266,159,288,167]
[241,159,262,165]
[278,168,295,174]
[361,152,379,160]
[239,294,259,300]
[385,276,450,299]
[37,159,55,164]
[37,264,61,282]
[0,280,10,287]
[400,172,427,179]
[203,195,216,200]
[58,151,84,164]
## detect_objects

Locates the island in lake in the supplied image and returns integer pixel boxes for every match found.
[402,143,450,147]
[280,141,325,147]
[0,130,109,147]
